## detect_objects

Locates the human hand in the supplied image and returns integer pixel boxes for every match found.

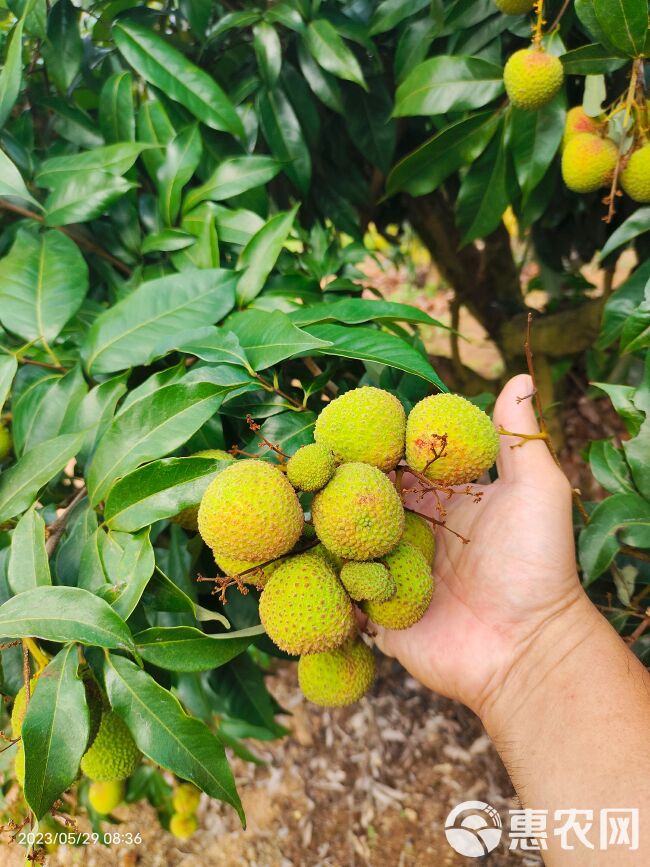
[372,374,591,722]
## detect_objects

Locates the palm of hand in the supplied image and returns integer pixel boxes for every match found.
[374,377,582,716]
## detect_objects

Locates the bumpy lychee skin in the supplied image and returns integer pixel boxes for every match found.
[495,0,534,13]
[401,512,436,566]
[314,386,406,471]
[198,459,304,560]
[298,639,375,707]
[172,783,201,816]
[213,551,281,587]
[562,133,618,193]
[88,780,125,814]
[405,394,499,485]
[312,463,404,560]
[170,813,198,839]
[286,443,336,492]
[0,424,11,462]
[363,542,434,630]
[259,553,355,655]
[173,449,234,531]
[340,561,396,602]
[503,49,564,111]
[80,711,141,782]
[621,144,650,203]
[562,106,602,149]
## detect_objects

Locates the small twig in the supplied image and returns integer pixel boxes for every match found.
[0,640,21,651]
[245,415,288,461]
[22,641,30,705]
[626,615,650,645]
[45,487,87,557]
[253,372,304,410]
[16,356,66,372]
[404,507,470,545]
[0,199,133,276]
[548,0,571,32]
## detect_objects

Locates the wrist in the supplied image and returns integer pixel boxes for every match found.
[477,587,605,741]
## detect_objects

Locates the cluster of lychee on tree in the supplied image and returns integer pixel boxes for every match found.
[8,663,203,840]
[194,387,500,708]
[498,0,649,206]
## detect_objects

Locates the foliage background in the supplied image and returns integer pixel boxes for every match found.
[0,0,648,835]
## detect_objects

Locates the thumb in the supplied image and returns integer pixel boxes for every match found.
[492,374,558,482]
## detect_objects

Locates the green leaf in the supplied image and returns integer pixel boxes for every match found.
[593,0,647,57]
[104,456,232,532]
[579,493,650,583]
[21,364,87,453]
[289,298,446,329]
[620,291,650,354]
[0,431,84,523]
[258,87,311,194]
[228,309,330,370]
[157,123,202,226]
[511,94,564,200]
[600,208,650,260]
[172,203,220,271]
[304,323,447,390]
[385,111,500,197]
[0,354,18,408]
[0,228,88,342]
[99,71,135,144]
[623,419,650,500]
[137,97,176,180]
[394,56,504,117]
[113,19,244,139]
[236,205,299,305]
[253,22,282,86]
[41,0,82,94]
[369,0,431,36]
[0,147,40,206]
[7,507,51,594]
[109,529,155,620]
[44,171,135,226]
[306,19,366,90]
[134,625,264,671]
[36,143,150,189]
[0,586,136,651]
[87,381,227,506]
[456,119,514,246]
[151,325,251,369]
[211,652,286,734]
[588,441,634,495]
[22,644,89,819]
[598,259,650,349]
[82,269,237,375]
[560,44,628,75]
[183,156,282,213]
[0,19,25,129]
[215,205,265,245]
[592,382,643,436]
[244,410,316,456]
[141,228,195,254]
[104,653,244,823]
[297,40,344,113]
[343,79,396,174]
[62,373,129,468]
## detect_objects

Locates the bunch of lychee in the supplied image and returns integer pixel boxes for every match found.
[196,388,500,707]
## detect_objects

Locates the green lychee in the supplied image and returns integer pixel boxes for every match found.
[504,48,564,111]
[405,393,499,485]
[286,443,336,492]
[80,711,141,782]
[173,449,234,531]
[312,463,404,560]
[259,553,355,655]
[198,459,304,560]
[172,783,201,816]
[621,144,650,203]
[340,561,396,602]
[363,542,434,630]
[170,813,198,839]
[561,133,618,193]
[88,780,125,814]
[401,512,435,566]
[314,386,406,472]
[298,639,375,707]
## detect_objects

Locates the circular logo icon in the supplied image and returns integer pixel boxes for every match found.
[445,800,503,857]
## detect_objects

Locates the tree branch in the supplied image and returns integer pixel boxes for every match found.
[0,199,133,276]
[45,487,87,557]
